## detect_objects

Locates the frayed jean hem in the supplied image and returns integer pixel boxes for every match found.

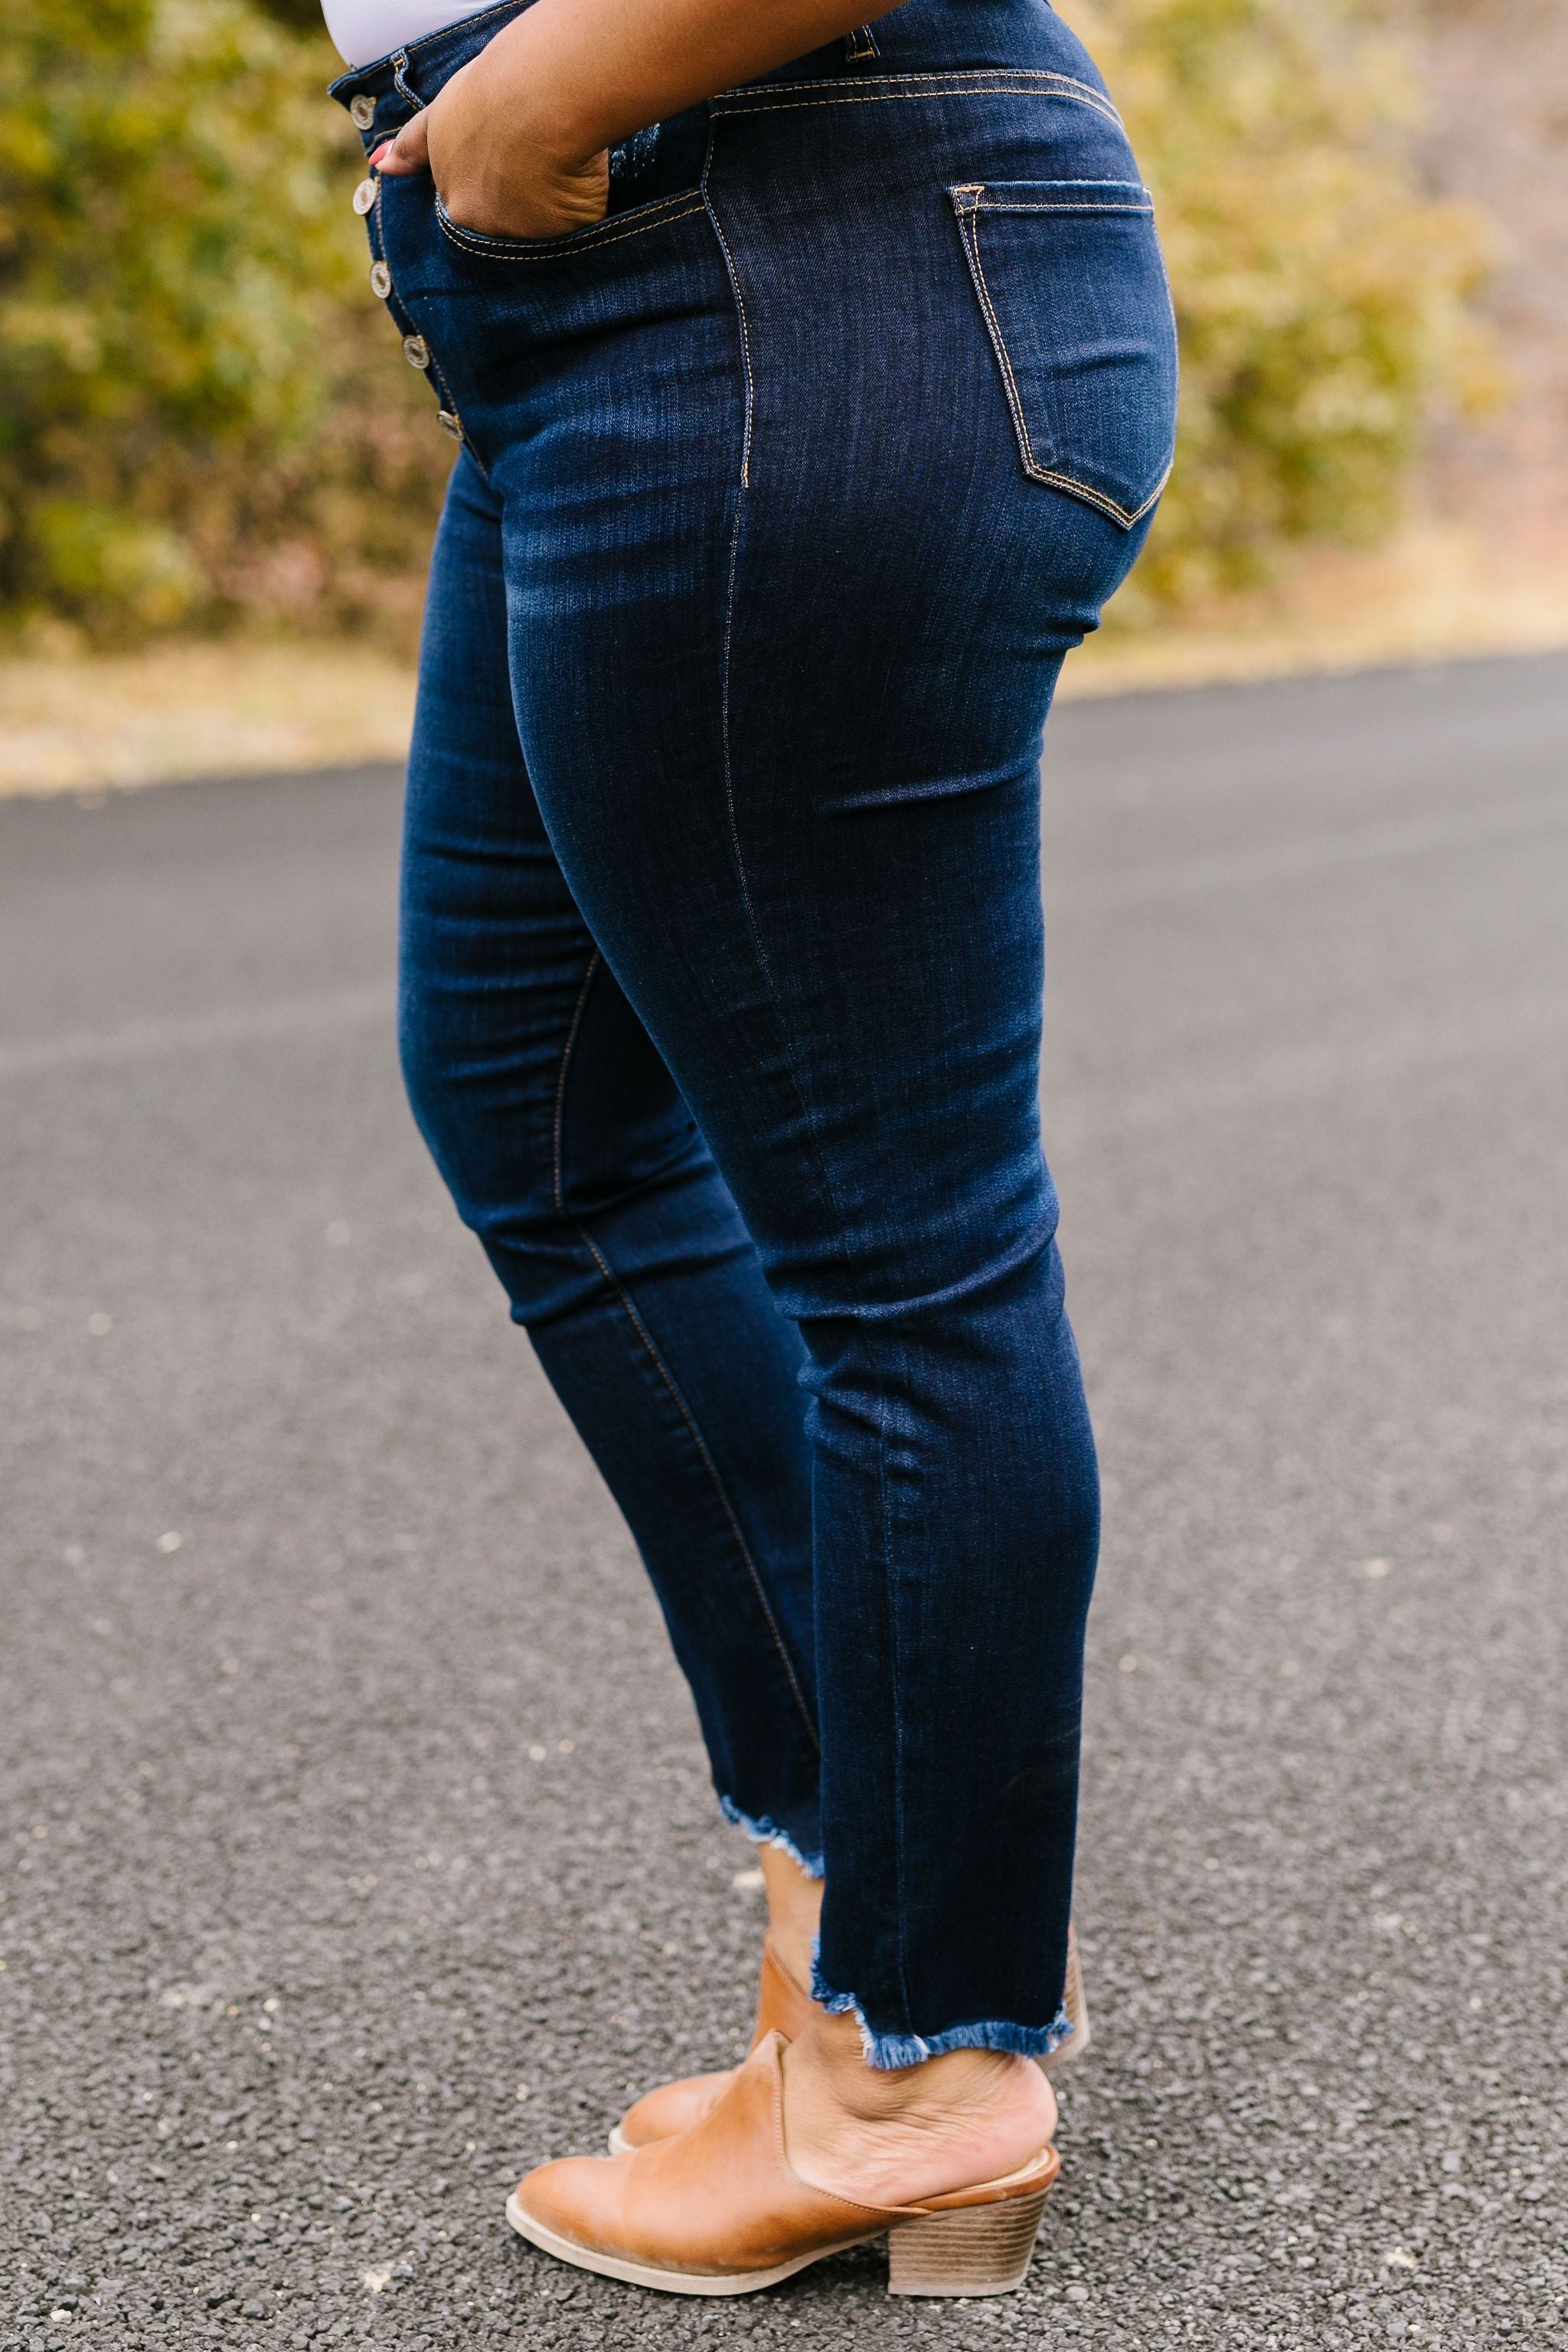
[812,1965,1075,2071]
[719,1796,825,1880]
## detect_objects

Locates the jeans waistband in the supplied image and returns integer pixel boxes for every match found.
[328,0,525,119]
[328,0,1099,126]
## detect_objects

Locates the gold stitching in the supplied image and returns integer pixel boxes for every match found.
[1024,460,1170,526]
[719,67,1115,106]
[952,180,1150,205]
[439,193,701,256]
[701,118,753,488]
[958,206,1042,485]
[955,195,1166,531]
[714,88,1120,126]
[979,201,1151,214]
[438,194,703,260]
[713,70,1122,129]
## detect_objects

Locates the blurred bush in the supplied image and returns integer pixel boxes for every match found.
[0,0,1491,645]
[1065,0,1494,612]
[0,0,447,646]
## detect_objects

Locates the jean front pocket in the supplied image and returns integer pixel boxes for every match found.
[435,184,706,266]
[950,181,1178,530]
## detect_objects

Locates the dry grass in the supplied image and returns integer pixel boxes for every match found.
[3,524,1566,798]
[1062,521,1568,697]
[0,640,416,797]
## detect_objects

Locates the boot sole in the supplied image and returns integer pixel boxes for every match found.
[505,2186,882,2294]
[507,2161,1056,2298]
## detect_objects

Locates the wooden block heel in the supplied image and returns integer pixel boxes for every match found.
[886,2182,1054,2298]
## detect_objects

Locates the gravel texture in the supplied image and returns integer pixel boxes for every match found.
[2,653,1565,2350]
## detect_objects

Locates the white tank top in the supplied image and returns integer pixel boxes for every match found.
[322,0,492,69]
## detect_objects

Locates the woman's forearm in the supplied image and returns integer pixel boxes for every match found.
[462,0,903,163]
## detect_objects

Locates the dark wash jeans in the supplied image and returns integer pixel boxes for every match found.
[333,0,1177,2066]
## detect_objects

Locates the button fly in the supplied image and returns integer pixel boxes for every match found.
[352,178,378,215]
[436,411,464,442]
[349,94,376,129]
[402,335,431,370]
[369,260,392,299]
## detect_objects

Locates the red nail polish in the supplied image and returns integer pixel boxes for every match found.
[368,142,393,168]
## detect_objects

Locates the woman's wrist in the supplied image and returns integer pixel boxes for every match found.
[472,4,629,170]
[478,0,910,163]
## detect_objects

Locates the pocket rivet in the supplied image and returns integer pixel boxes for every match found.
[352,178,379,216]
[349,93,377,129]
[436,410,464,443]
[402,334,431,371]
[369,260,392,299]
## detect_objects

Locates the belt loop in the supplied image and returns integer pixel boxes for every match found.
[390,48,423,108]
[843,24,879,60]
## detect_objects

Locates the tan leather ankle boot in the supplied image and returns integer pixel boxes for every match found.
[510,2032,1060,2298]
[609,1922,1089,2155]
[610,1934,808,2154]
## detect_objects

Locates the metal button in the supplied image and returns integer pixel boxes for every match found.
[436,411,464,443]
[352,178,378,216]
[402,334,431,371]
[369,260,392,299]
[350,94,377,129]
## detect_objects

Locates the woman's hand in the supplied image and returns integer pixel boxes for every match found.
[371,0,912,244]
[372,51,609,242]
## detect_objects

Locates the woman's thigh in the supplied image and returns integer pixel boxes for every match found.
[400,450,714,1316]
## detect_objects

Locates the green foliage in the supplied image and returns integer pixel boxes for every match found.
[0,0,449,641]
[0,0,1491,641]
[251,0,338,26]
[1063,0,1491,609]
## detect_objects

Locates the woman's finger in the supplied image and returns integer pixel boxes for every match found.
[370,111,430,176]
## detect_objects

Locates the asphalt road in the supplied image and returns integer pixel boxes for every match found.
[3,653,1566,2352]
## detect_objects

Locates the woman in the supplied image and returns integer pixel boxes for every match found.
[325,0,1176,2298]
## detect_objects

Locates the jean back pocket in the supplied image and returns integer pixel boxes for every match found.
[950,181,1178,530]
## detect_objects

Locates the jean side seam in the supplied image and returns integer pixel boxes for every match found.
[551,952,820,1756]
[577,1222,822,1756]
[874,1334,916,2034]
[550,949,603,1218]
[704,177,854,1268]
[700,123,754,488]
[704,158,871,1838]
